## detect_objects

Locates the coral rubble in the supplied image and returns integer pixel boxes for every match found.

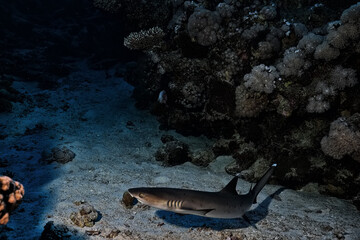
[41,147,76,164]
[70,203,99,228]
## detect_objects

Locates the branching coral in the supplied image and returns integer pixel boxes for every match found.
[0,176,25,225]
[124,27,165,50]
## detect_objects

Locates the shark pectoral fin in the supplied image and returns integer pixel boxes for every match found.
[180,207,215,216]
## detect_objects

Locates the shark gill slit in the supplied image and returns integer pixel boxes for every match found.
[167,199,182,209]
[170,200,173,207]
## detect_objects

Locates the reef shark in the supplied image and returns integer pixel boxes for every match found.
[128,163,277,219]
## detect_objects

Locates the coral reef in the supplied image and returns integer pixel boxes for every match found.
[321,114,360,162]
[191,149,215,167]
[187,9,222,46]
[155,137,190,166]
[243,64,280,93]
[276,47,311,77]
[314,2,360,60]
[235,85,268,118]
[93,0,121,13]
[306,65,357,113]
[94,0,173,29]
[297,33,324,54]
[124,27,165,50]
[0,176,25,225]
[119,1,360,202]
[225,141,258,176]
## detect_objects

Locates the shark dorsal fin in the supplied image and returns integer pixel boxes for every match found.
[220,176,238,195]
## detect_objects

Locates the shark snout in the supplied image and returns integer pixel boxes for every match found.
[127,187,164,206]
[128,188,148,199]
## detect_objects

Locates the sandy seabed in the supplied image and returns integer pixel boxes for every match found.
[0,61,359,240]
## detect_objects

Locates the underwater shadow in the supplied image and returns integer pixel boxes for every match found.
[0,0,129,238]
[155,187,286,230]
[0,133,61,239]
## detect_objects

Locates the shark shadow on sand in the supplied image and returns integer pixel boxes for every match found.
[155,187,286,230]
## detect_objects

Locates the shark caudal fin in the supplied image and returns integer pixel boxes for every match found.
[249,163,277,204]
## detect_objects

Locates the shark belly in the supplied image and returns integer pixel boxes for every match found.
[203,202,252,219]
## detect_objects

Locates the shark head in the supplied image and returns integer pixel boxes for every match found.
[128,188,167,207]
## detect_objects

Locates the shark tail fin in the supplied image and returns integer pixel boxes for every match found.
[250,163,277,204]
